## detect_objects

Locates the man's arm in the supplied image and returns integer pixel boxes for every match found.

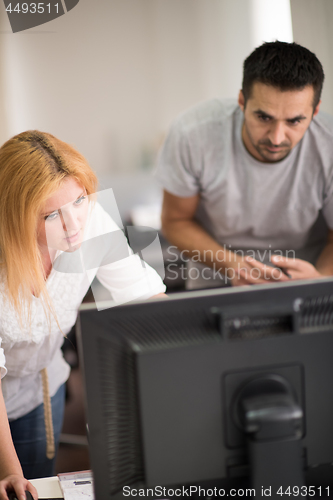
[161,190,288,286]
[161,191,224,266]
[0,378,37,500]
[315,229,333,276]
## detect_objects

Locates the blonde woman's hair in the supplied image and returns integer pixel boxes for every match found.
[0,130,98,326]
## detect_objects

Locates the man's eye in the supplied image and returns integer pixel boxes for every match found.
[45,211,58,221]
[74,195,86,206]
[288,119,301,125]
[258,115,270,122]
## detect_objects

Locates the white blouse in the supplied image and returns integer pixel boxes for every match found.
[0,202,166,420]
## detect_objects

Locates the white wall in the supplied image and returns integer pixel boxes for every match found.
[290,0,333,115]
[0,0,255,175]
[1,0,328,180]
[151,0,254,132]
[1,1,160,174]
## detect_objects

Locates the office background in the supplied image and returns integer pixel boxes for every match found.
[0,0,332,223]
[0,0,332,474]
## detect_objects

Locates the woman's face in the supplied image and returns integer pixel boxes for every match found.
[37,177,89,255]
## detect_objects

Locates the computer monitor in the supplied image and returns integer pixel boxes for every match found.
[77,278,333,500]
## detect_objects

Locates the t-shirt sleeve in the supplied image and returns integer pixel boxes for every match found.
[322,165,333,229]
[155,120,200,198]
[89,203,166,304]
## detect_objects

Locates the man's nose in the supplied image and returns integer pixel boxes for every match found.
[268,121,286,146]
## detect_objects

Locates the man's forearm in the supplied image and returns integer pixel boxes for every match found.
[162,217,289,286]
[162,219,241,273]
[315,242,333,276]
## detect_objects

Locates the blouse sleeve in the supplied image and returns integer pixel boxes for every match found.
[0,341,7,379]
[88,202,166,304]
[96,253,166,304]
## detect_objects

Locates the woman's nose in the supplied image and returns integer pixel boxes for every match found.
[59,208,79,233]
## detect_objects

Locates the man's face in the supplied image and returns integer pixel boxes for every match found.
[238,82,320,163]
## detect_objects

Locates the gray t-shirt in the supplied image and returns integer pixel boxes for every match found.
[156,99,333,265]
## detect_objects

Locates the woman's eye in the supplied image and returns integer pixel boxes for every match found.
[74,195,86,206]
[45,211,58,221]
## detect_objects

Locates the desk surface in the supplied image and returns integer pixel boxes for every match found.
[30,477,63,499]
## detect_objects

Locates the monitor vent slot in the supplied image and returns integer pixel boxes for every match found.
[300,294,333,331]
[97,338,144,495]
[225,314,293,340]
[102,308,221,351]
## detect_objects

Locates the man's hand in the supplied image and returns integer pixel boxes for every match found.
[271,255,322,280]
[0,475,37,500]
[229,256,291,286]
[230,255,323,286]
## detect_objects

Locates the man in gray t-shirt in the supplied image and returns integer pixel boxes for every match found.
[156,41,333,286]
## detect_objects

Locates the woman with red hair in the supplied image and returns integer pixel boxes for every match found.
[0,131,166,499]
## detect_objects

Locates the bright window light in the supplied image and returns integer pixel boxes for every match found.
[250,0,293,48]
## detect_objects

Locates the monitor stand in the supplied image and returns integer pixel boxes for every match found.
[235,375,305,499]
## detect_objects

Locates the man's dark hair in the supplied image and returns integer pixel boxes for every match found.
[242,41,324,109]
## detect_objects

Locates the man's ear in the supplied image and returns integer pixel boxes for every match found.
[238,89,245,112]
[313,99,321,117]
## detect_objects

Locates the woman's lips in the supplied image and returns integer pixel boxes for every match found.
[65,230,80,244]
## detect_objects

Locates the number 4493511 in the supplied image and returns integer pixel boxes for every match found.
[276,485,330,496]
[5,3,60,14]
